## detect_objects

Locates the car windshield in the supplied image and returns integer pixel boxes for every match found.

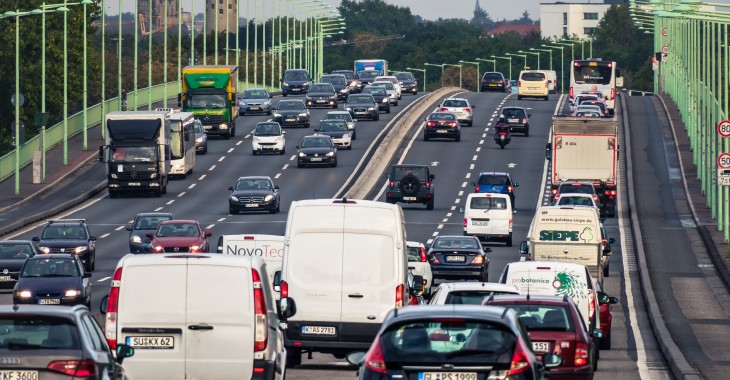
[301,137,331,148]
[21,258,79,277]
[277,101,305,111]
[392,166,427,180]
[470,197,508,210]
[521,72,546,81]
[156,223,200,237]
[134,215,171,230]
[319,121,347,132]
[363,88,386,96]
[500,304,575,332]
[430,113,456,121]
[41,226,87,240]
[284,71,309,81]
[309,84,333,93]
[442,99,468,108]
[243,90,268,99]
[193,123,204,134]
[321,76,346,85]
[333,71,354,80]
[433,238,479,249]
[325,113,352,122]
[347,95,373,104]
[0,244,32,259]
[445,291,516,305]
[379,320,516,362]
[235,179,272,191]
[254,123,281,136]
[0,316,81,350]
[558,196,595,206]
[502,109,525,118]
[359,71,379,80]
[377,83,394,90]
[188,93,227,108]
[394,73,415,81]
[110,146,156,163]
[478,175,509,186]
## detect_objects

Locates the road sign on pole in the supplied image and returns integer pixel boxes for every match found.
[661,27,668,37]
[718,153,730,186]
[661,45,668,55]
[718,120,730,138]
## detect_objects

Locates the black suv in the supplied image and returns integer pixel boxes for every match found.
[386,165,435,209]
[32,219,97,271]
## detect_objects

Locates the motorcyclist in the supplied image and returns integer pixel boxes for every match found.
[493,115,512,143]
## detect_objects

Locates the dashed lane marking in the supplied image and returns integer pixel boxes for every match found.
[461,182,467,188]
[166,200,175,205]
[218,156,226,162]
[198,174,206,180]
[470,163,475,170]
[206,224,215,229]
[188,183,196,189]
[154,207,163,211]
[289,155,296,161]
[100,233,110,239]
[114,226,125,231]
[275,173,282,179]
[208,165,216,171]
[479,139,484,145]
[427,239,434,245]
[476,147,481,152]
[472,155,478,161]
[236,141,242,146]
[282,164,289,170]
[244,134,251,139]
[458,190,464,196]
[465,173,471,179]
[437,224,444,230]
[432,232,438,237]
[446,213,452,217]
[454,198,461,204]
[482,133,487,138]
[442,218,448,223]
[217,218,226,222]
[451,206,456,211]
[97,277,111,282]
[227,148,234,153]
[178,192,186,197]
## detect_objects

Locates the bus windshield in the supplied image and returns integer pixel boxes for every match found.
[572,65,612,85]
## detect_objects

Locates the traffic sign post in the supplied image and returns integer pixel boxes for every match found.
[661,27,667,37]
[718,153,730,186]
[718,120,730,138]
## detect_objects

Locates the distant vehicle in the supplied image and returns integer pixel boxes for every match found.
[570,59,623,115]
[544,70,559,94]
[423,111,460,142]
[33,219,97,271]
[305,83,338,108]
[252,121,286,155]
[594,279,619,349]
[0,240,36,289]
[393,71,418,94]
[320,74,350,100]
[126,212,173,253]
[438,97,474,126]
[193,118,208,154]
[354,59,388,77]
[406,241,433,296]
[296,134,338,168]
[331,69,360,93]
[166,110,197,179]
[472,172,518,210]
[574,110,603,117]
[501,106,530,136]
[570,94,600,114]
[371,81,399,105]
[238,88,273,115]
[273,99,310,128]
[462,192,513,246]
[510,79,518,93]
[385,164,435,209]
[428,282,520,305]
[518,70,550,100]
[480,71,509,92]
[578,99,609,117]
[228,176,281,214]
[317,119,352,150]
[357,69,381,87]
[217,234,284,293]
[324,110,357,139]
[427,235,490,282]
[147,220,212,253]
[556,192,602,211]
[14,254,91,307]
[361,86,391,113]
[344,94,379,121]
[281,68,312,96]
[180,65,238,138]
[374,75,402,98]
[552,181,601,206]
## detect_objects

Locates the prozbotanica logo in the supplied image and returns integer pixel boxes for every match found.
[512,277,550,285]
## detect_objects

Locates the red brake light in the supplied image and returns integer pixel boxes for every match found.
[522,118,527,124]
[463,108,471,113]
[430,254,440,264]
[48,360,96,377]
[499,79,504,83]
[508,185,513,193]
[252,268,268,352]
[419,247,427,262]
[508,340,531,375]
[427,121,436,127]
[449,122,457,127]
[545,81,549,88]
[364,336,387,374]
[425,182,431,189]
[475,184,480,192]
[464,218,468,228]
[551,189,558,194]
[610,88,616,100]
[575,342,589,366]
[105,267,123,349]
[470,255,484,265]
[569,87,574,98]
[281,280,288,298]
[518,81,522,87]
[395,284,404,308]
[589,292,596,318]
[389,180,394,187]
[593,195,599,201]
[509,219,513,229]
[440,107,448,111]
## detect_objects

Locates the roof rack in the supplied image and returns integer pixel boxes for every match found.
[47,219,86,224]
[154,108,178,116]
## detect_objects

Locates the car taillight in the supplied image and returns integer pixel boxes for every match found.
[518,81,522,87]
[364,336,387,374]
[470,255,484,265]
[569,87,574,98]
[425,182,431,189]
[574,342,589,366]
[522,118,527,124]
[602,238,607,247]
[252,268,268,352]
[464,218,468,228]
[449,122,457,127]
[606,190,617,196]
[610,88,616,100]
[105,267,123,349]
[430,254,440,264]
[475,185,480,192]
[47,360,96,377]
[508,340,531,375]
[427,121,436,127]
[589,292,596,318]
[440,107,448,111]
[281,280,288,298]
[463,108,471,113]
[509,219,513,230]
[395,284,404,308]
[389,180,394,188]
[419,247,427,262]
[545,81,549,88]
[593,195,599,202]
[508,185,513,192]
[499,79,504,83]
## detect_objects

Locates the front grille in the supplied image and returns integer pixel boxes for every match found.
[37,291,62,297]
[259,142,276,146]
[47,247,77,254]
[163,247,190,253]
[239,196,265,203]
[115,171,154,180]
[354,108,367,113]
[200,115,225,124]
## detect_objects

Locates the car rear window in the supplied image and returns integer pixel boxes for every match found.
[444,291,515,305]
[442,99,468,108]
[470,197,508,210]
[0,316,81,350]
[134,215,172,230]
[0,244,32,259]
[498,304,575,332]
[484,73,502,81]
[430,113,456,121]
[407,246,422,261]
[521,72,546,81]
[557,196,594,207]
[478,175,509,186]
[380,320,516,362]
[502,108,525,118]
[433,238,479,249]
[392,167,427,180]
[560,184,593,194]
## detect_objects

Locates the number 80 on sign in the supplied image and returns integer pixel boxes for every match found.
[718,120,730,138]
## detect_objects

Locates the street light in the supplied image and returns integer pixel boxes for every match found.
[530,48,553,70]
[553,41,576,63]
[406,67,427,93]
[459,60,480,92]
[424,63,445,88]
[476,58,497,72]
[519,50,541,70]
[542,44,566,94]
[491,55,513,81]
[506,53,528,69]
[443,63,463,88]
[561,38,589,60]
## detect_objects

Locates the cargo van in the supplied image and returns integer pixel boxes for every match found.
[544,70,558,94]
[218,234,284,292]
[276,198,422,366]
[499,261,600,334]
[517,70,549,100]
[101,254,286,380]
[461,192,513,246]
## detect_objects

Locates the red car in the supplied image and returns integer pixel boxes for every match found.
[146,220,212,253]
[484,294,602,379]
[594,279,619,349]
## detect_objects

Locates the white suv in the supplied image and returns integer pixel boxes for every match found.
[438,97,474,126]
[252,122,286,155]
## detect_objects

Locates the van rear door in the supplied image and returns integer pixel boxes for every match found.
[185,258,254,378]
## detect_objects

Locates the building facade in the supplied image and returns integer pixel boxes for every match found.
[206,0,238,34]
[540,3,611,40]
[139,0,179,33]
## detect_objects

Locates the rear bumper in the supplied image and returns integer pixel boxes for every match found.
[431,266,485,279]
[284,321,380,353]
[542,366,594,380]
[425,128,459,137]
[252,359,277,380]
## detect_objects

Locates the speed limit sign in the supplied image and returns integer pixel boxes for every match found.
[718,120,730,137]
[718,153,730,168]
[718,153,730,185]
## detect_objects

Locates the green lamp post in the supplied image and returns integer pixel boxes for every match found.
[519,50,541,70]
[476,58,496,72]
[459,60,480,92]
[406,68,427,93]
[530,48,553,71]
[506,53,528,70]
[542,44,566,94]
[491,55,513,81]
[553,41,576,63]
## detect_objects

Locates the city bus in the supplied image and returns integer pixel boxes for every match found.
[165,110,197,178]
[569,59,624,115]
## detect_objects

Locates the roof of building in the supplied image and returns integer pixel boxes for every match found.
[485,24,540,37]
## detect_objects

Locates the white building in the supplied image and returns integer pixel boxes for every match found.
[540,3,612,40]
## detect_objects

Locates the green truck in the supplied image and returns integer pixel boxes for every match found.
[179,65,239,139]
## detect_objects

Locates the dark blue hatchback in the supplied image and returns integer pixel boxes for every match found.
[472,172,518,209]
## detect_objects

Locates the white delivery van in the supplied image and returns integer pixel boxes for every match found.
[499,261,600,333]
[102,254,286,380]
[218,234,284,292]
[461,192,513,246]
[277,198,421,366]
[544,70,558,94]
[522,205,605,284]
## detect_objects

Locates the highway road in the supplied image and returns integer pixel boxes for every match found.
[0,90,677,379]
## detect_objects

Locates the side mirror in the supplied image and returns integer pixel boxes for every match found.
[519,241,528,255]
[411,276,424,297]
[83,272,92,278]
[274,185,280,190]
[204,231,212,238]
[100,295,109,315]
[470,181,476,187]
[514,182,519,188]
[273,271,282,292]
[32,237,40,242]
[90,236,97,241]
[346,351,366,366]
[545,143,552,161]
[592,328,604,339]
[430,174,435,180]
[528,113,532,118]
[597,291,609,304]
[228,186,234,191]
[278,298,297,319]
[282,131,286,134]
[609,296,619,304]
[459,207,465,214]
[146,232,154,239]
[608,238,616,244]
[125,226,132,232]
[542,353,563,368]
[116,344,135,364]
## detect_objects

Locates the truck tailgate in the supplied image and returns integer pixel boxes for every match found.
[532,242,601,268]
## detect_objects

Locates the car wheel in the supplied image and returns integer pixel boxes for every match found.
[544,96,549,101]
[109,191,117,199]
[424,133,430,141]
[506,234,513,247]
[347,145,352,150]
[267,109,272,116]
[305,122,310,128]
[467,121,472,127]
[332,159,338,167]
[352,131,357,140]
[281,148,286,155]
[600,332,612,350]
[229,206,237,214]
[395,101,399,106]
[269,206,277,214]
[525,128,529,137]
[253,150,258,156]
[154,189,162,197]
[202,144,208,154]
[297,162,303,168]
[374,114,380,121]
[282,93,288,97]
[223,131,231,140]
[593,349,599,371]
[426,198,434,210]
[386,197,397,204]
[455,133,461,142]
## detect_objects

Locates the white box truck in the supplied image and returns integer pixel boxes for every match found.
[218,234,284,293]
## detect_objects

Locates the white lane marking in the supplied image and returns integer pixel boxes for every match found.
[431,232,438,237]
[373,122,424,200]
[485,128,490,132]
[218,156,226,162]
[476,147,481,152]
[458,191,464,196]
[472,155,478,161]
[275,173,282,179]
[289,155,296,161]
[198,174,206,180]
[426,239,434,245]
[166,200,175,205]
[154,207,163,211]
[465,173,471,179]
[451,206,456,211]
[437,224,444,230]
[482,133,487,138]
[470,163,475,170]
[208,165,216,171]
[188,183,196,189]
[128,220,133,223]
[114,226,125,231]
[454,198,461,204]
[236,141,242,146]
[178,192,186,198]
[245,134,251,138]
[100,233,110,239]
[206,224,215,229]
[217,218,226,222]
[446,213,452,217]
[227,148,234,153]
[479,139,484,145]
[282,164,289,170]
[461,182,467,188]
[97,277,111,282]
[442,218,448,223]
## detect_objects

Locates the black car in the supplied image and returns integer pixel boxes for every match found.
[297,135,338,168]
[317,119,352,150]
[423,111,461,142]
[427,235,490,281]
[0,304,134,378]
[481,71,510,92]
[0,241,36,289]
[320,74,350,100]
[281,68,311,96]
[33,219,97,271]
[344,94,380,121]
[346,305,562,380]
[126,212,173,253]
[228,176,281,214]
[273,99,310,127]
[305,83,338,109]
[332,69,360,93]
[13,254,92,308]
[393,71,418,95]
[358,70,380,87]
[361,86,391,113]
[386,164,435,209]
[501,106,531,136]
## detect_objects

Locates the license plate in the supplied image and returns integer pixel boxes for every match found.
[292,88,301,91]
[508,118,519,123]
[302,325,336,335]
[126,336,175,349]
[286,118,296,122]
[316,99,326,103]
[204,125,212,130]
[419,372,477,380]
[0,371,39,380]
[355,112,366,115]
[245,204,259,208]
[128,182,141,186]
[0,276,12,281]
[532,341,550,352]
[445,255,465,262]
[39,299,60,305]
[310,157,323,162]
[437,130,448,133]
[529,87,538,90]
[473,221,489,226]
[403,196,417,201]
[489,84,498,87]
[250,106,260,110]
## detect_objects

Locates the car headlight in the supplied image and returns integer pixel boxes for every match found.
[17,290,32,298]
[190,245,201,252]
[219,123,228,129]
[340,88,348,93]
[195,137,203,143]
[230,196,239,202]
[110,173,118,179]
[345,107,352,111]
[381,98,388,103]
[264,194,275,202]
[298,152,306,157]
[368,107,376,111]
[329,96,336,100]
[239,102,247,107]
[263,101,270,106]
[74,246,88,254]
[150,172,157,179]
[65,290,81,297]
[131,235,142,244]
[273,113,282,118]
[299,112,308,117]
[152,245,163,252]
[326,152,335,157]
[350,80,358,87]
[38,247,50,254]
[282,82,289,86]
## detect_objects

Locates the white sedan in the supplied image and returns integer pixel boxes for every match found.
[428,282,520,305]
[406,241,433,296]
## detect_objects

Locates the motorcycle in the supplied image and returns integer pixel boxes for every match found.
[494,125,511,149]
